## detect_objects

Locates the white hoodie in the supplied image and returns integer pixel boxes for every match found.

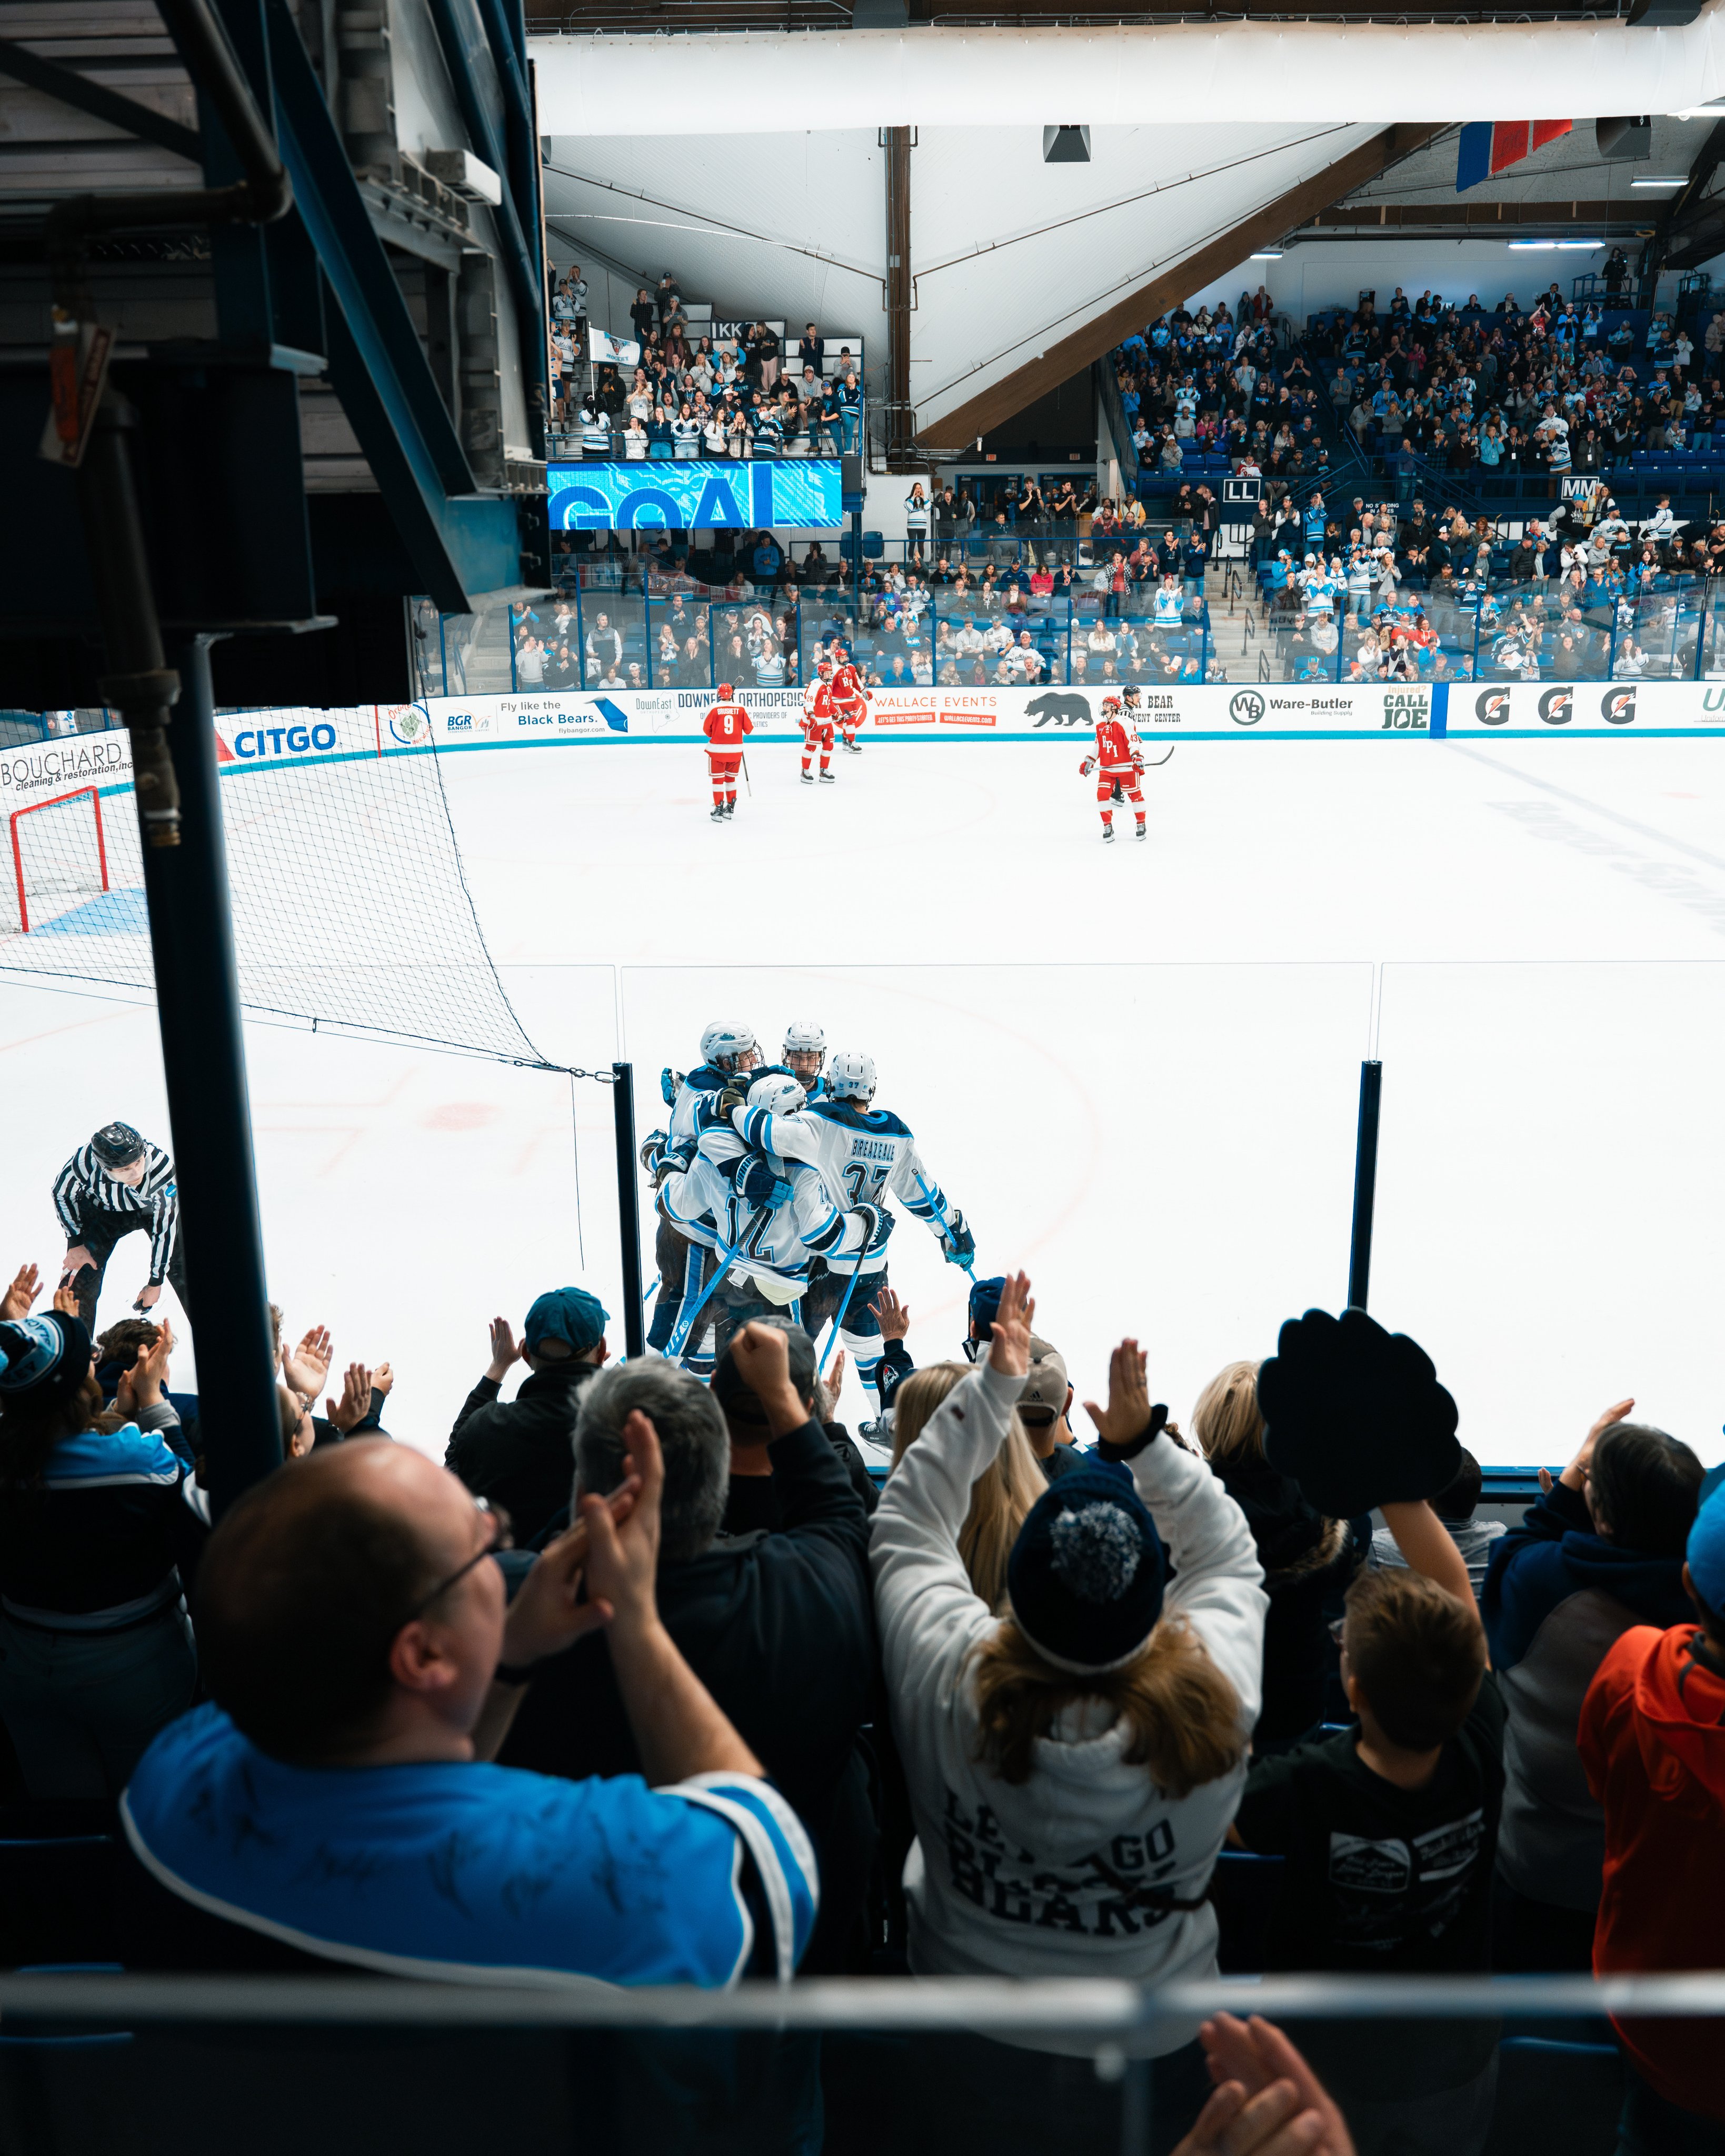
[870,1359,1267,2053]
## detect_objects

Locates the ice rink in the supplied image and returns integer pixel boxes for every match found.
[6,730,1725,1468]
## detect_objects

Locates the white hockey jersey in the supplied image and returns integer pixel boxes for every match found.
[660,1146,872,1288]
[730,1096,956,1277]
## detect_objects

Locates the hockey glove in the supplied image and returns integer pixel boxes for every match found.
[639,1129,668,1173]
[1080,756,1096,777]
[939,1211,976,1267]
[718,1073,754,1118]
[845,1201,882,1253]
[737,1155,793,1209]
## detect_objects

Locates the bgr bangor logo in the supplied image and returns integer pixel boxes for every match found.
[1538,688,1573,726]
[1229,690,1265,727]
[1601,687,1637,726]
[1381,690,1429,731]
[1475,690,1511,726]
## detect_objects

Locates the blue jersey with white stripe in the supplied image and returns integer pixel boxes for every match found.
[122,1705,818,1987]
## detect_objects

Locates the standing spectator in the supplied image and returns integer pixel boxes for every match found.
[629,287,655,348]
[872,1276,1264,2103]
[799,322,824,377]
[502,1325,876,1973]
[445,1290,611,1549]
[1232,1498,1502,2155]
[1580,1480,1725,2152]
[1370,1446,1502,1594]
[1191,1359,1359,1744]
[0,1310,203,1796]
[904,481,929,560]
[1484,1403,1701,1971]
[584,612,622,682]
[836,367,862,456]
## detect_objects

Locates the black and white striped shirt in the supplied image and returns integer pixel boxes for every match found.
[53,1141,180,1284]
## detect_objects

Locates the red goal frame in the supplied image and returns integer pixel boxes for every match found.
[9,785,109,934]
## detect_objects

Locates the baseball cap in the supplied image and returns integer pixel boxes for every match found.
[523,1287,609,1356]
[1017,1346,1071,1428]
[1687,1478,1725,1612]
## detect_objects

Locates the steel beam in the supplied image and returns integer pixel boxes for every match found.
[0,35,202,161]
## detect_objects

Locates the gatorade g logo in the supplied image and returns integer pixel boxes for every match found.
[1475,690,1511,726]
[1601,687,1637,726]
[1538,688,1573,726]
[1229,690,1265,727]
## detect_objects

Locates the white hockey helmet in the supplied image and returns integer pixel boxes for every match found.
[826,1050,877,1104]
[746,1072,807,1116]
[700,1021,760,1071]
[781,1019,826,1069]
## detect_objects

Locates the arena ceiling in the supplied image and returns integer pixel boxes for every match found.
[535,8,1725,443]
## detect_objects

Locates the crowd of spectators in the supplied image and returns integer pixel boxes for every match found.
[2,1169,1724,2155]
[547,265,862,462]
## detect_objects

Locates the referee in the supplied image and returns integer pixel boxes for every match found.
[54,1121,189,1329]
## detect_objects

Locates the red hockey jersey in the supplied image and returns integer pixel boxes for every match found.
[1093,716,1142,770]
[703,701,753,747]
[802,682,835,727]
[829,662,868,709]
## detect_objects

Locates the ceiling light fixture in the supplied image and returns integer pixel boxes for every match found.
[1630,176,1689,187]
[1507,239,1605,249]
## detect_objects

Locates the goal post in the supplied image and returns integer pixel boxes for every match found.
[8,785,111,934]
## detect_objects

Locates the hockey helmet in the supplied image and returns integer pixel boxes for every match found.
[826,1050,877,1104]
[817,657,833,676]
[781,1020,826,1070]
[746,1072,807,1117]
[716,681,735,701]
[90,1121,146,1169]
[699,1021,760,1072]
[1101,695,1123,714]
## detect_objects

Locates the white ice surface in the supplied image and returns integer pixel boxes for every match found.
[4,733,1725,1466]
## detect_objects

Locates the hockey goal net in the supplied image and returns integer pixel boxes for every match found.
[6,785,110,935]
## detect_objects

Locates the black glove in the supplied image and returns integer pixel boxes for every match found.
[737,1155,792,1207]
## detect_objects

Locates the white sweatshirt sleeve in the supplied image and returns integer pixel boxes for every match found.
[869,1358,1025,1702]
[1125,1438,1268,1736]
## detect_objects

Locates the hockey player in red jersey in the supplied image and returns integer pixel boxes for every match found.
[801,662,837,786]
[702,683,752,821]
[1080,695,1146,844]
[828,654,870,753]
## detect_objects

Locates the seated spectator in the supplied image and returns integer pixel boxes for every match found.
[445,1289,610,1548]
[0,1308,204,1796]
[1191,1359,1360,1744]
[1580,1480,1725,2152]
[501,1327,874,1972]
[1371,1445,1501,1594]
[122,1417,816,1981]
[872,1274,1264,2093]
[1233,1499,1500,2154]
[1484,1402,1701,1971]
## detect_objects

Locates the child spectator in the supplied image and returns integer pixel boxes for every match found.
[1579,1479,1725,2153]
[1233,1497,1501,2154]
[1485,1404,1702,1971]
[1370,1445,1502,1594]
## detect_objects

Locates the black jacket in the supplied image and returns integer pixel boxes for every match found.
[1215,1452,1361,1743]
[499,1417,878,1972]
[444,1362,600,1546]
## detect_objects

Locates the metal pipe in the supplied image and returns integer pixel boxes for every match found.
[1347,1057,1383,1311]
[611,1062,645,1358]
[139,640,282,1515]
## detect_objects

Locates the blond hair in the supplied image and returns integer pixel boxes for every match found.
[1191,1359,1265,1469]
[969,1618,1243,1795]
[891,1362,1045,1610]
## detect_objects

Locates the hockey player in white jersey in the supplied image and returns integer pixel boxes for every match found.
[780,1019,829,1102]
[662,1071,879,1363]
[727,1049,974,1416]
[642,1021,762,1359]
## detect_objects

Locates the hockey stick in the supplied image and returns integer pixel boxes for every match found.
[741,753,752,797]
[912,1170,974,1279]
[665,1203,763,1362]
[816,1247,868,1380]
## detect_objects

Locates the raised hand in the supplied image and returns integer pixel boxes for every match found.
[985,1271,1034,1380]
[283,1325,332,1398]
[372,1361,395,1398]
[501,1476,641,1670]
[326,1362,374,1433]
[485,1317,523,1383]
[58,1246,94,1287]
[579,1409,664,1634]
[1,1263,41,1322]
[1083,1337,1155,1449]
[869,1283,910,1341]
[1553,1395,1636,1493]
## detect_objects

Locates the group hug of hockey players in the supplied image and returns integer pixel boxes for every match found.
[700,651,871,821]
[640,1020,974,1427]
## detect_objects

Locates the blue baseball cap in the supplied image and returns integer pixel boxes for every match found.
[523,1287,609,1356]
[969,1275,1006,1335]
[1688,1477,1725,1611]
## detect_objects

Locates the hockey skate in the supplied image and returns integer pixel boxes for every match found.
[1134,823,1148,842]
[819,770,836,784]
[801,771,814,784]
[1102,824,1115,843]
[842,738,862,754]
[710,806,728,822]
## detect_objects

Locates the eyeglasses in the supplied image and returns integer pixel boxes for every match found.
[402,1498,512,1624]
